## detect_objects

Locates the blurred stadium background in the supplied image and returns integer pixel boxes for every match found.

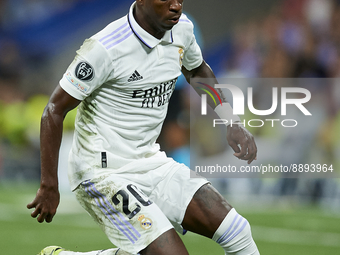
[1,0,340,254]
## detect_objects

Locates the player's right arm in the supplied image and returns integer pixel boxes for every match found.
[27,85,81,223]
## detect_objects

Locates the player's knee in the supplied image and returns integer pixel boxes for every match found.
[212,208,259,255]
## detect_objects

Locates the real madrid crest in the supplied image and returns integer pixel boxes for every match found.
[178,48,184,66]
[138,215,153,230]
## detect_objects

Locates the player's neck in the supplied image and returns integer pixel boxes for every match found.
[133,7,165,40]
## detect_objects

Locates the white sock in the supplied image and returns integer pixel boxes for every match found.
[212,208,260,255]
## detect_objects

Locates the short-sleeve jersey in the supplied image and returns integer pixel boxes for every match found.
[60,3,203,190]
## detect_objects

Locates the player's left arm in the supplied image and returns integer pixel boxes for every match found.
[182,60,257,164]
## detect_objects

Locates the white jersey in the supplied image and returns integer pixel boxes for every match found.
[60,2,203,190]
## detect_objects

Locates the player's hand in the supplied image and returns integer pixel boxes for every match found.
[27,185,60,223]
[227,124,257,164]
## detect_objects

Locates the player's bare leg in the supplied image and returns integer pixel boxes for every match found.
[183,184,232,238]
[139,229,189,255]
[182,183,260,254]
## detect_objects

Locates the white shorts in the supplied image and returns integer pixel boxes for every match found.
[73,158,208,254]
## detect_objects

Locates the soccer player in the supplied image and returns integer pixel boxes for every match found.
[27,0,259,254]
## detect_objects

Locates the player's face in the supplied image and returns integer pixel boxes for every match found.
[141,0,183,34]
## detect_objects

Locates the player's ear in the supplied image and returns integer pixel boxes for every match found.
[136,0,145,7]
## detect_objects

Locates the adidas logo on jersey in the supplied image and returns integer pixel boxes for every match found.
[128,70,143,82]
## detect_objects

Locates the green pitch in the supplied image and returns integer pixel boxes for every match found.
[1,183,340,254]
